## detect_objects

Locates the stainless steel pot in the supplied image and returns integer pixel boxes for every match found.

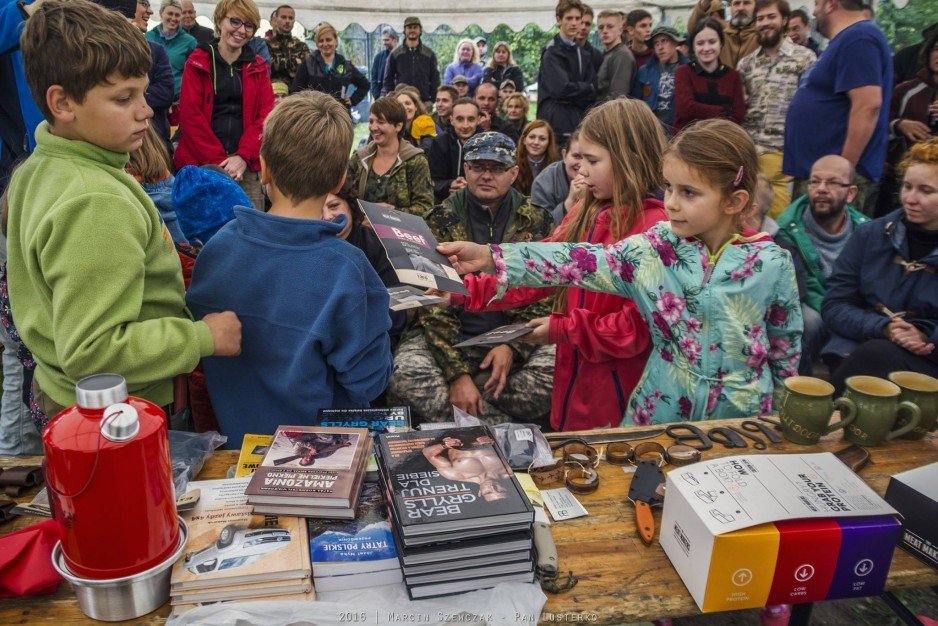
[51,517,187,621]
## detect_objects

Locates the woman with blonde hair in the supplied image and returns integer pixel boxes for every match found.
[146,0,197,98]
[502,92,529,138]
[394,86,436,152]
[443,38,482,95]
[291,22,370,115]
[514,120,558,196]
[174,0,274,209]
[483,41,524,92]
[442,99,668,431]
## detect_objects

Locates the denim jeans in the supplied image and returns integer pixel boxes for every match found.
[0,323,41,455]
[799,304,826,376]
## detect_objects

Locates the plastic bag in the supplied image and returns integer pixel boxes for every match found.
[453,407,554,471]
[169,430,227,496]
[167,581,546,626]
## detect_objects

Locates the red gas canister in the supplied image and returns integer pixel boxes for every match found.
[43,374,179,580]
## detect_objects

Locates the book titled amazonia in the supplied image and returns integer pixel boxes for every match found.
[376,426,533,538]
[245,426,370,510]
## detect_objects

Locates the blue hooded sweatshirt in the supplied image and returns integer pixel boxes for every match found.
[1,0,43,154]
[186,207,394,449]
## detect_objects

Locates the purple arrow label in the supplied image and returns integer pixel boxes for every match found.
[826,517,900,600]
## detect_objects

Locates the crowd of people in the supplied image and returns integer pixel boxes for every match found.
[0,0,935,462]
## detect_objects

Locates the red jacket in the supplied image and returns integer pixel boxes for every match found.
[174,46,275,172]
[453,199,667,431]
[673,62,745,133]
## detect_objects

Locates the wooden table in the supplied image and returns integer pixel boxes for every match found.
[1,418,936,625]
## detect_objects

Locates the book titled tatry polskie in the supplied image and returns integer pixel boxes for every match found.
[245,426,370,510]
[359,200,469,295]
[376,426,533,539]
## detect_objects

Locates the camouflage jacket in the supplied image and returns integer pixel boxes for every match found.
[266,33,311,84]
[348,141,434,217]
[738,38,815,154]
[415,189,555,381]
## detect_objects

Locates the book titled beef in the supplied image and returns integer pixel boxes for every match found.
[377,426,534,539]
[245,426,370,511]
[360,200,469,295]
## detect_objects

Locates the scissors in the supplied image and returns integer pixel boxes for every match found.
[740,420,782,444]
[706,427,749,449]
[665,424,713,451]
[726,426,766,450]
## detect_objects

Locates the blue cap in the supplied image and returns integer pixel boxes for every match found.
[463,132,516,165]
[171,166,251,242]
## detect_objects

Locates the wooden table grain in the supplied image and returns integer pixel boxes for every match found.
[1,418,936,625]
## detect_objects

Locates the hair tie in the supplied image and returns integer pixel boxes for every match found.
[732,166,745,187]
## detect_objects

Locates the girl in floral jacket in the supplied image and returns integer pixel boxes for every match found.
[440,120,803,424]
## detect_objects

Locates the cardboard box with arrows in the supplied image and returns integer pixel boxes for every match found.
[658,453,901,612]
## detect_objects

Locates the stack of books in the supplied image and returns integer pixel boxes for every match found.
[170,477,313,606]
[315,407,412,482]
[307,483,403,592]
[375,426,536,599]
[245,426,371,519]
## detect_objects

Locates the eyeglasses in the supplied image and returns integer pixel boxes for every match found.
[226,16,256,33]
[465,162,513,175]
[807,178,853,190]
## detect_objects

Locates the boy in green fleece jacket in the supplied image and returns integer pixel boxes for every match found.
[5,0,241,417]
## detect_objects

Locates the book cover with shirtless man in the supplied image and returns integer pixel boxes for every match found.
[376,426,533,541]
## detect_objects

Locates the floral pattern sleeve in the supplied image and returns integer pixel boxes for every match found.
[764,249,803,406]
[492,236,648,300]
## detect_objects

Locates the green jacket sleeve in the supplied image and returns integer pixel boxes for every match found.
[403,155,434,218]
[40,193,214,390]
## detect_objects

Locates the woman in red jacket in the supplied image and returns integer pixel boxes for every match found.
[673,19,745,133]
[174,0,274,209]
[447,99,668,431]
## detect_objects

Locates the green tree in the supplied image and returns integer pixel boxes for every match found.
[876,0,938,51]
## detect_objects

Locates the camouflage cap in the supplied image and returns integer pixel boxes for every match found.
[649,25,685,44]
[452,75,469,85]
[404,16,421,27]
[464,132,516,166]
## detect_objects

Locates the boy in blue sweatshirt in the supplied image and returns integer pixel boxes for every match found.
[186,90,393,449]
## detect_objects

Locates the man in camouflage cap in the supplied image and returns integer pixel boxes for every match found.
[388,132,555,427]
[265,5,311,87]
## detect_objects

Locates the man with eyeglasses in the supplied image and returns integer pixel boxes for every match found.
[180,0,213,44]
[388,132,555,426]
[776,155,869,374]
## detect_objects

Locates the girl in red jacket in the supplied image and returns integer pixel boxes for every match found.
[448,99,668,431]
[174,0,274,210]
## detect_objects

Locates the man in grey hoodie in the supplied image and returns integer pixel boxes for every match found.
[530,133,586,224]
[596,10,635,101]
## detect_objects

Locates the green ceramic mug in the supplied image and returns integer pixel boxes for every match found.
[779,376,857,445]
[843,376,921,446]
[888,371,938,440]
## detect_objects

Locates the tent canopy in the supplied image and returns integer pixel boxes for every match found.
[193,0,695,32]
